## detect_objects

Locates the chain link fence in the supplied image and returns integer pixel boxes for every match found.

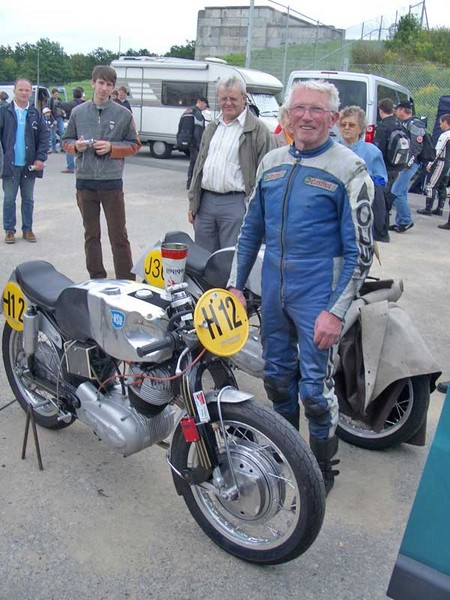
[250,45,449,129]
[245,1,447,127]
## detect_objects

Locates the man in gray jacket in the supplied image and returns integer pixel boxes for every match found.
[188,76,275,253]
[63,65,141,280]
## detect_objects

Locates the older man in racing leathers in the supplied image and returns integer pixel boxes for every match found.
[228,80,374,494]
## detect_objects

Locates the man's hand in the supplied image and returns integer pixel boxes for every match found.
[314,310,342,350]
[228,287,247,311]
[93,140,112,155]
[75,136,89,153]
[33,160,45,172]
[188,210,195,225]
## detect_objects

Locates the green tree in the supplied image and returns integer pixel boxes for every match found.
[123,48,157,57]
[87,47,119,70]
[70,53,91,81]
[165,40,195,59]
[0,48,18,81]
[35,38,72,84]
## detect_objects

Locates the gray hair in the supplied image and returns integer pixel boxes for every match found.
[277,104,290,129]
[216,76,246,96]
[339,105,367,139]
[286,80,340,113]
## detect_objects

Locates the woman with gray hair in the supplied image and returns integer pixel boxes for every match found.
[339,105,389,241]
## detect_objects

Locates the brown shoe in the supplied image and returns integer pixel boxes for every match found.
[5,231,15,244]
[23,230,37,242]
[61,169,74,173]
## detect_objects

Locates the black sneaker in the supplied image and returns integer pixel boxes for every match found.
[392,223,414,233]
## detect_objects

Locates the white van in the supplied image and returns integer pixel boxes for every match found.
[111,56,283,158]
[285,70,413,142]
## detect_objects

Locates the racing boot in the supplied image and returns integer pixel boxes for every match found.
[438,213,450,230]
[282,407,300,430]
[432,197,446,216]
[417,197,433,215]
[309,435,340,496]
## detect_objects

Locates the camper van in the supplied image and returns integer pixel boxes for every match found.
[285,70,413,143]
[111,56,283,158]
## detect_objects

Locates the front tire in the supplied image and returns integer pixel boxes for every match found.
[2,322,74,429]
[170,400,325,565]
[337,375,430,450]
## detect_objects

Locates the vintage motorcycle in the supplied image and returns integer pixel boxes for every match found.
[134,231,441,452]
[1,260,326,566]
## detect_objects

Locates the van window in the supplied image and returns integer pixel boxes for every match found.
[377,84,409,106]
[161,81,208,107]
[251,93,279,117]
[291,77,367,111]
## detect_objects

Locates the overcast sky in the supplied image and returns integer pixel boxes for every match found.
[0,0,447,56]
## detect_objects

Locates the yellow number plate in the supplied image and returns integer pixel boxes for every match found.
[2,281,27,331]
[194,288,249,356]
[143,248,165,288]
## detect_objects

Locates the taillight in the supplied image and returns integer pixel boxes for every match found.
[365,125,375,143]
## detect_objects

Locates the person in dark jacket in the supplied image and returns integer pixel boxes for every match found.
[177,96,209,189]
[113,86,132,112]
[0,78,49,244]
[48,88,65,153]
[374,98,403,205]
[61,87,85,173]
[388,100,425,233]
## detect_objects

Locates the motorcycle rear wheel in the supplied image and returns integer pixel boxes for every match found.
[171,400,325,565]
[336,375,430,450]
[2,322,75,429]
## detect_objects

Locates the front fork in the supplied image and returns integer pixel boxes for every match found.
[169,363,251,497]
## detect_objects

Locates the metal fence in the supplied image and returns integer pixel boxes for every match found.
[246,1,447,126]
[250,45,450,129]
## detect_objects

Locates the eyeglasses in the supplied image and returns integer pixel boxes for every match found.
[288,105,331,117]
[218,96,243,104]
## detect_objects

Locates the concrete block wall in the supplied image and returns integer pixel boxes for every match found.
[195,5,344,60]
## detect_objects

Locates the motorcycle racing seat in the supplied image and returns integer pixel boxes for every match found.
[55,285,93,341]
[14,261,74,312]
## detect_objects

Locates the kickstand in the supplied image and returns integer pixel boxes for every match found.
[21,402,45,471]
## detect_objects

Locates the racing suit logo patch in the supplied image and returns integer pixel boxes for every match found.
[264,169,287,181]
[304,176,338,192]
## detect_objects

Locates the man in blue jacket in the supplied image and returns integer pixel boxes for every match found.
[0,78,49,244]
[228,80,374,494]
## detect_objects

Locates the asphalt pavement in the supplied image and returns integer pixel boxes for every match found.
[0,148,449,600]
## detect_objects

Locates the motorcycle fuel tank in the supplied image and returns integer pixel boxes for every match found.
[68,280,171,362]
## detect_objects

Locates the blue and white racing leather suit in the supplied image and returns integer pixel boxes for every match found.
[228,139,374,440]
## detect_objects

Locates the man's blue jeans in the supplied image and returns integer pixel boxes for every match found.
[391,162,420,226]
[51,116,65,151]
[65,152,75,170]
[2,167,36,232]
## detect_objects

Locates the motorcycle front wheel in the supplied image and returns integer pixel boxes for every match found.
[170,400,325,565]
[2,322,75,429]
[336,375,430,450]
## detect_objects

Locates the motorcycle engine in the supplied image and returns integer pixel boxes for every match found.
[127,363,174,416]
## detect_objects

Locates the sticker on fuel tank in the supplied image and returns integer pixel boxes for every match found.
[110,309,126,329]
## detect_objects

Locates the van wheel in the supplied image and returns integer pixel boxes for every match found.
[150,141,172,159]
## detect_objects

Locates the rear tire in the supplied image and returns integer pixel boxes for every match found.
[337,375,430,450]
[150,141,173,159]
[170,400,325,565]
[2,323,75,429]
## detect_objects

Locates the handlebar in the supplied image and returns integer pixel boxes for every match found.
[136,333,176,358]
